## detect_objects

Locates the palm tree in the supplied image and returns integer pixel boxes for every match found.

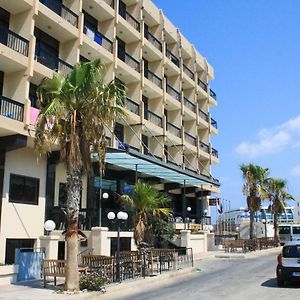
[240,164,269,239]
[121,180,172,247]
[264,178,294,239]
[34,59,126,291]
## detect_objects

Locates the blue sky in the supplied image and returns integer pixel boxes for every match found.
[153,0,300,210]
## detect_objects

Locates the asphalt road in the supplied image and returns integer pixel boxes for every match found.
[101,251,300,300]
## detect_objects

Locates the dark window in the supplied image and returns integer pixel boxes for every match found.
[0,7,10,27]
[83,10,98,32]
[40,0,62,15]
[118,0,127,19]
[279,226,291,234]
[9,174,39,205]
[57,241,65,260]
[114,123,124,142]
[58,182,67,207]
[293,226,300,234]
[144,23,149,39]
[117,37,126,61]
[142,135,148,155]
[80,55,90,63]
[29,83,38,108]
[142,96,148,119]
[110,237,131,256]
[283,245,300,258]
[5,239,35,264]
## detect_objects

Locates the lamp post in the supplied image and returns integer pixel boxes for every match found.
[99,192,109,227]
[262,218,267,238]
[107,211,128,282]
[186,206,191,229]
[202,208,208,229]
[44,220,56,235]
[235,226,240,240]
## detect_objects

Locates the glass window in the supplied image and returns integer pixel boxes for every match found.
[279,226,291,234]
[5,238,35,264]
[9,174,39,205]
[293,226,300,234]
[283,245,300,258]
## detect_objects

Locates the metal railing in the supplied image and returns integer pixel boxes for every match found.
[125,98,139,115]
[145,31,162,51]
[211,147,219,158]
[0,26,29,56]
[166,48,179,67]
[144,69,162,88]
[198,108,209,122]
[211,117,218,129]
[166,84,180,101]
[167,122,181,138]
[199,141,210,153]
[147,111,162,127]
[184,132,196,146]
[118,48,140,73]
[184,97,196,112]
[35,48,73,76]
[0,96,24,122]
[210,88,217,100]
[40,0,78,28]
[198,79,207,92]
[124,11,140,32]
[183,64,194,80]
[83,26,113,53]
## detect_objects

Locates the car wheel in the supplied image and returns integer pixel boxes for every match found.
[277,278,284,287]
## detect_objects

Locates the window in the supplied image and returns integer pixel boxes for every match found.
[5,239,35,264]
[29,83,38,108]
[9,174,39,205]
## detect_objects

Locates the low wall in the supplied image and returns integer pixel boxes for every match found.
[0,265,18,285]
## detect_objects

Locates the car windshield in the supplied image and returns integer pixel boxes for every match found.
[283,246,300,258]
[293,227,300,234]
[279,226,291,234]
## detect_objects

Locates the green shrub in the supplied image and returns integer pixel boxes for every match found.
[79,273,105,291]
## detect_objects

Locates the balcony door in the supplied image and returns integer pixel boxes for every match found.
[142,96,148,120]
[117,37,126,62]
[119,0,126,19]
[0,7,10,45]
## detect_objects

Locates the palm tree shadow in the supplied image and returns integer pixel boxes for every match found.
[261,278,300,289]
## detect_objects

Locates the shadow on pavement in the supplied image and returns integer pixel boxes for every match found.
[13,279,64,291]
[261,278,300,289]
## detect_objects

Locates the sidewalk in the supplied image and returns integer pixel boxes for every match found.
[0,247,281,300]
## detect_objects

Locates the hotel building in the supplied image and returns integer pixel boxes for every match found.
[0,0,219,264]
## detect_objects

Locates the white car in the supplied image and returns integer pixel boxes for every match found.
[276,241,300,286]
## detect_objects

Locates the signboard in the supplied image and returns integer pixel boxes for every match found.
[209,198,219,206]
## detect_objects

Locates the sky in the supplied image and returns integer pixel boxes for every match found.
[153,0,300,210]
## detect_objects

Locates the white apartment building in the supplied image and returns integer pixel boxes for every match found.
[0,0,219,264]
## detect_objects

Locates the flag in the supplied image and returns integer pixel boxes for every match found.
[217,201,223,214]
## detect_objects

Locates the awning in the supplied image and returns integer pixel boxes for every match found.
[105,148,219,188]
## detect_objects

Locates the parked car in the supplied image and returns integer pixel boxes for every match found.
[276,241,300,286]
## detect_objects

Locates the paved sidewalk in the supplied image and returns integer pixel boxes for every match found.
[0,247,281,300]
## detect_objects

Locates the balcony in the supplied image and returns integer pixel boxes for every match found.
[166,84,180,101]
[118,48,140,73]
[39,0,78,28]
[210,88,217,100]
[0,96,24,122]
[0,26,29,57]
[184,97,196,113]
[147,111,162,127]
[167,122,181,138]
[211,148,219,158]
[198,79,207,92]
[104,0,114,8]
[184,132,196,146]
[183,64,194,80]
[145,31,162,52]
[199,141,210,154]
[198,109,209,123]
[144,69,162,88]
[125,98,139,115]
[35,48,73,77]
[83,26,113,53]
[165,48,179,68]
[211,117,218,129]
[119,10,140,32]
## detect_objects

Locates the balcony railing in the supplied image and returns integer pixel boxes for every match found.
[199,141,209,153]
[166,48,179,67]
[35,48,73,76]
[145,31,162,51]
[166,84,180,101]
[167,122,181,138]
[211,147,219,158]
[40,0,78,28]
[121,11,140,32]
[144,69,162,88]
[184,97,196,113]
[211,117,218,129]
[198,79,207,92]
[118,48,140,73]
[0,26,29,56]
[125,98,139,115]
[147,111,162,127]
[198,108,209,122]
[184,132,196,146]
[0,96,24,122]
[210,88,217,100]
[83,26,113,53]
[183,64,194,80]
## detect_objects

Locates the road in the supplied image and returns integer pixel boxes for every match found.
[101,251,300,300]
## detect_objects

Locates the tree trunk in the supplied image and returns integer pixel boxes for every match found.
[249,210,255,239]
[274,213,278,240]
[64,170,81,292]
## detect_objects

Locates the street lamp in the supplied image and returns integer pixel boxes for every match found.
[107,211,128,282]
[44,220,55,235]
[235,226,240,240]
[262,219,267,238]
[99,192,109,227]
[202,209,208,228]
[186,206,191,229]
[184,206,192,230]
